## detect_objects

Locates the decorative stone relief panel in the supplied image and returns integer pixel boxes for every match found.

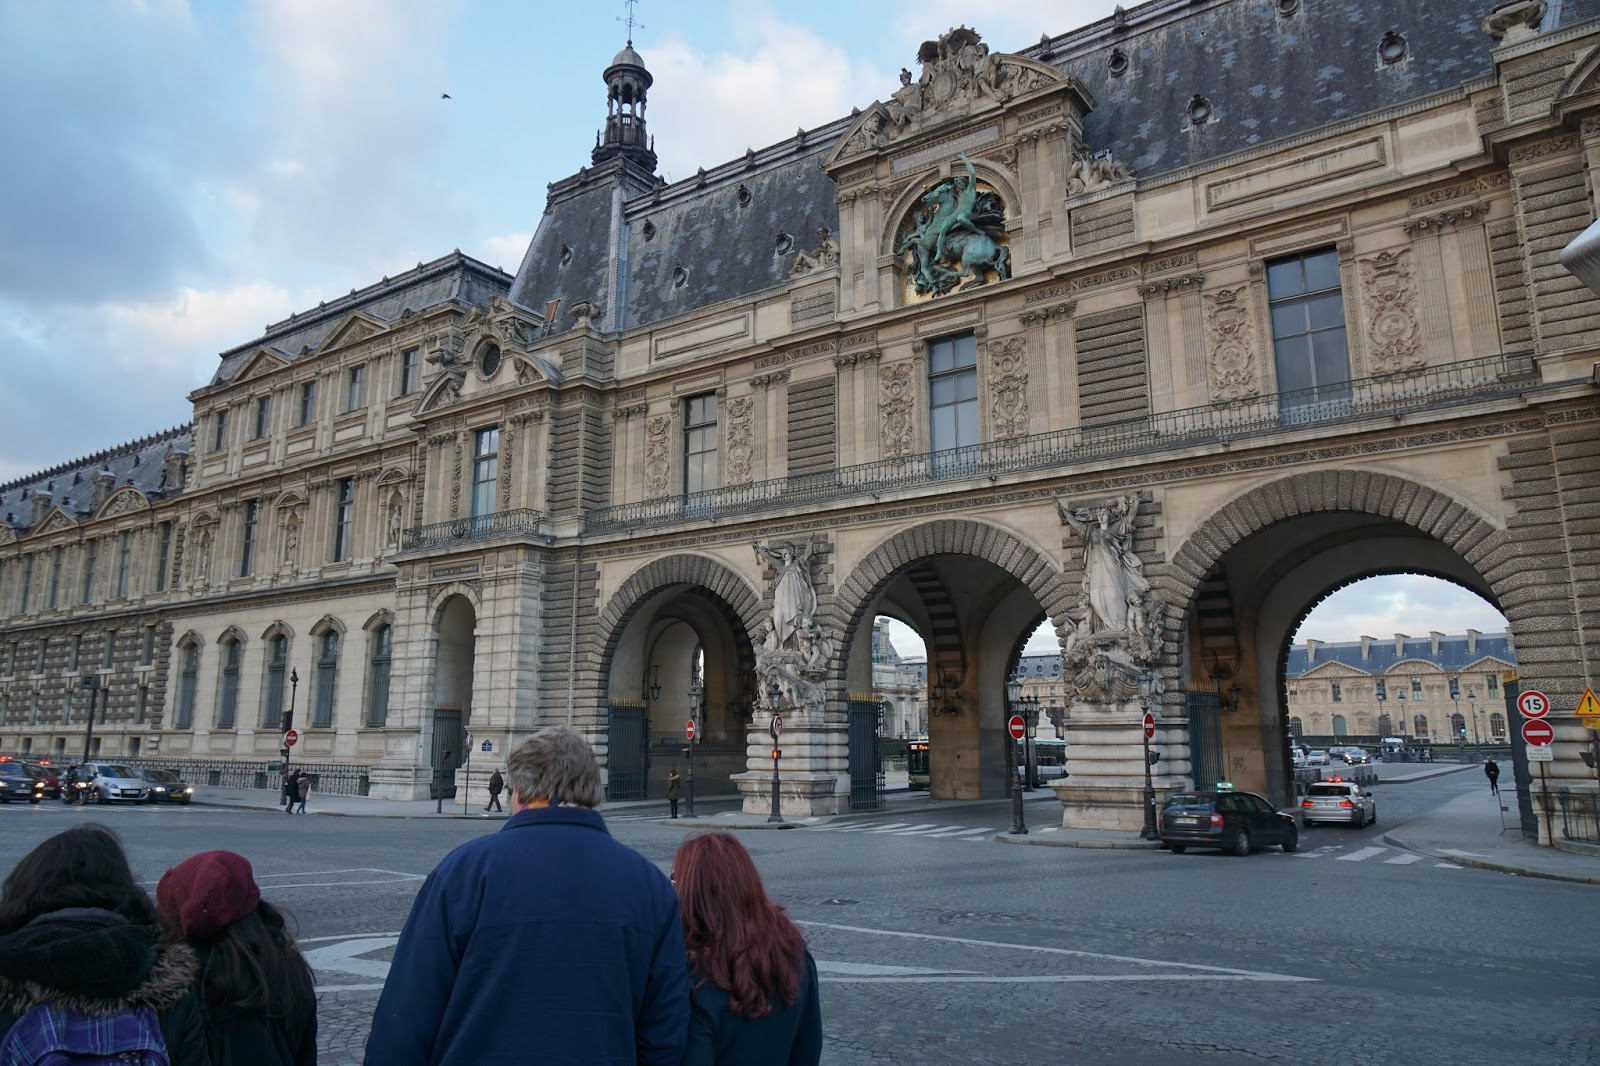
[1359,250,1424,374]
[1203,288,1260,401]
[880,362,916,458]
[645,415,672,499]
[726,396,754,484]
[986,337,1029,439]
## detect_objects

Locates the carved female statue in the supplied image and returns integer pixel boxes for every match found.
[1056,495,1148,634]
[754,540,817,651]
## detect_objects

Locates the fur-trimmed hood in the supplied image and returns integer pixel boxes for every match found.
[0,907,198,1019]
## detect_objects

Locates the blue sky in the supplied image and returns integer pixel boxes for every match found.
[0,1,1507,646]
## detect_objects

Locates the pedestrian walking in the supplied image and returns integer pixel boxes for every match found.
[293,774,309,815]
[484,768,504,813]
[1484,756,1501,794]
[667,767,682,819]
[363,727,688,1066]
[156,850,318,1066]
[0,824,210,1066]
[282,771,298,814]
[673,832,822,1066]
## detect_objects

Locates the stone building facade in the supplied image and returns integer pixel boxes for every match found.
[2,0,1599,845]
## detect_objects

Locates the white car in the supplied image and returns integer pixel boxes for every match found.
[1301,780,1377,827]
[1291,748,1308,767]
[83,762,149,803]
[1307,750,1330,766]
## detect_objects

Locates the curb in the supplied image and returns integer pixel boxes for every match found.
[1378,832,1600,886]
[993,831,1162,850]
[653,818,800,830]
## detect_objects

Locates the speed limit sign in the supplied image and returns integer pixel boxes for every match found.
[1516,690,1549,719]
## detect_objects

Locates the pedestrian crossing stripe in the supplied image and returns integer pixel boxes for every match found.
[810,821,996,838]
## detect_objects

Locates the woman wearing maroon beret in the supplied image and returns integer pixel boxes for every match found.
[157,851,317,1066]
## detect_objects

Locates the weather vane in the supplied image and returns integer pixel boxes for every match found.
[618,0,643,44]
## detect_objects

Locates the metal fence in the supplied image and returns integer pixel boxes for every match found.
[585,352,1536,532]
[401,508,545,551]
[115,757,372,797]
[1554,789,1600,846]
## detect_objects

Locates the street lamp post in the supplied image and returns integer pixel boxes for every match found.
[1138,669,1159,842]
[766,681,784,824]
[79,675,101,763]
[282,668,298,808]
[685,677,701,819]
[1021,694,1041,790]
[1005,674,1027,835]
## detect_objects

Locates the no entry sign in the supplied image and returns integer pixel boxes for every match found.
[1007,714,1026,740]
[1516,690,1550,719]
[1521,719,1555,746]
[283,729,299,747]
[1142,712,1156,740]
[685,719,697,742]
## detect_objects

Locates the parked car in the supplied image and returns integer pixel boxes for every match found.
[1160,787,1299,856]
[1307,750,1330,766]
[142,768,194,805]
[1291,748,1308,767]
[25,761,61,798]
[1301,778,1377,827]
[0,765,45,804]
[82,763,149,803]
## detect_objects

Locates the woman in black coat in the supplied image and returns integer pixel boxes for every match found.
[0,824,210,1066]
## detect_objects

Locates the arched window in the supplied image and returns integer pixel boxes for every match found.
[1332,714,1347,738]
[262,634,288,728]
[366,625,392,728]
[313,631,339,728]
[1288,717,1303,739]
[1413,714,1429,738]
[216,638,241,729]
[176,644,199,729]
[1450,712,1466,740]
[1490,712,1506,738]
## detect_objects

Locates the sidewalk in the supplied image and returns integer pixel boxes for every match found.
[191,787,734,821]
[1381,788,1600,886]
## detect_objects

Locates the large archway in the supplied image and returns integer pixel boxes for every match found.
[431,593,477,791]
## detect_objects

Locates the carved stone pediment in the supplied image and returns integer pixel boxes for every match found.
[230,348,292,383]
[317,313,388,354]
[32,508,76,536]
[97,488,150,519]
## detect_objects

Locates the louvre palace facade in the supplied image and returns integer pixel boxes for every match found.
[2,0,1599,845]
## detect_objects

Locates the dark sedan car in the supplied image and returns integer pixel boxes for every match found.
[142,768,195,804]
[25,761,61,798]
[1160,787,1299,856]
[0,766,45,804]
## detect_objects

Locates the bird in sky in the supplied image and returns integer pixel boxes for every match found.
[441,93,452,99]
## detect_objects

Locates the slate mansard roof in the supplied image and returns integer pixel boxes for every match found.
[0,425,192,531]
[1286,633,1516,678]
[508,0,1600,339]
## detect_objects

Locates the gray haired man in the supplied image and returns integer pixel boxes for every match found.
[366,727,689,1066]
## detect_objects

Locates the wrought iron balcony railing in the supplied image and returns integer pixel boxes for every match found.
[402,508,546,551]
[584,352,1536,534]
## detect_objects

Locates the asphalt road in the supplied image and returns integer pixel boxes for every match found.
[1,774,1594,1065]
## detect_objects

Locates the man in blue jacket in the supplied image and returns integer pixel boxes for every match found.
[364,727,689,1066]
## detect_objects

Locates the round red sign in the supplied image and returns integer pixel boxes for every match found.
[283,729,299,747]
[1142,712,1156,740]
[685,719,697,742]
[1516,690,1550,719]
[1007,714,1026,740]
[1521,719,1555,746]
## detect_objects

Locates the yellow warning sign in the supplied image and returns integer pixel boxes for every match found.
[1577,687,1600,719]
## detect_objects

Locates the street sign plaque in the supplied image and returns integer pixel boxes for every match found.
[283,729,299,747]
[1521,719,1555,746]
[1007,715,1026,740]
[1526,745,1554,762]
[1516,690,1550,719]
[1142,712,1156,740]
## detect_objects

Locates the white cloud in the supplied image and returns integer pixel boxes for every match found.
[1295,576,1507,643]
[475,231,532,272]
[99,282,300,378]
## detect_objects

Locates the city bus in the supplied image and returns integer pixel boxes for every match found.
[907,740,930,789]
[907,738,1064,790]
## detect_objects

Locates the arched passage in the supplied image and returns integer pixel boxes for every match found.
[430,594,477,790]
[827,520,1070,801]
[591,554,763,800]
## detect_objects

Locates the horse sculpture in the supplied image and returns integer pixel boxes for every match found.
[899,153,1011,296]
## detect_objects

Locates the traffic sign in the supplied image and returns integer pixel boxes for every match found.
[1142,712,1156,740]
[1576,687,1600,719]
[480,740,492,752]
[770,714,783,740]
[1516,690,1550,719]
[685,719,697,742]
[1521,719,1555,746]
[283,729,299,747]
[1007,714,1026,740]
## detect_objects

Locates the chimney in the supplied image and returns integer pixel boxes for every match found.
[1359,635,1373,660]
[1394,633,1409,657]
[1305,638,1322,663]
[90,468,115,512]
[29,491,51,527]
[162,446,189,496]
[1466,628,1479,656]
[1429,631,1443,656]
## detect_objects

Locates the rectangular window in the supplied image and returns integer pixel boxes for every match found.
[1266,248,1350,415]
[929,333,980,457]
[69,635,82,673]
[346,366,366,412]
[212,408,229,451]
[312,631,339,728]
[1487,674,1499,695]
[333,478,355,562]
[176,645,198,728]
[102,631,115,670]
[48,548,62,608]
[156,522,172,592]
[6,643,17,675]
[471,427,500,518]
[297,381,317,427]
[135,686,148,725]
[1374,679,1386,701]
[1331,681,1342,703]
[142,625,156,666]
[115,531,132,598]
[1449,677,1460,700]
[81,539,97,604]
[29,694,40,726]
[399,348,420,396]
[1411,676,1422,696]
[20,555,32,613]
[254,395,271,439]
[366,625,392,727]
[683,395,718,496]
[35,640,47,674]
[63,692,73,726]
[240,500,259,577]
[262,635,287,728]
[217,640,241,729]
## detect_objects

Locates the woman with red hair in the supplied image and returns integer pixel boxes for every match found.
[672,832,822,1065]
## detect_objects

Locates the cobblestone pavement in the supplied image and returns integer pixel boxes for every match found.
[2,776,1596,1064]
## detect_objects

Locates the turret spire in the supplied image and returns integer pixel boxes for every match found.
[593,9,657,172]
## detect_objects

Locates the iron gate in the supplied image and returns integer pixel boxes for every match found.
[430,709,463,799]
[606,704,649,801]
[847,699,885,811]
[1186,691,1223,791]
